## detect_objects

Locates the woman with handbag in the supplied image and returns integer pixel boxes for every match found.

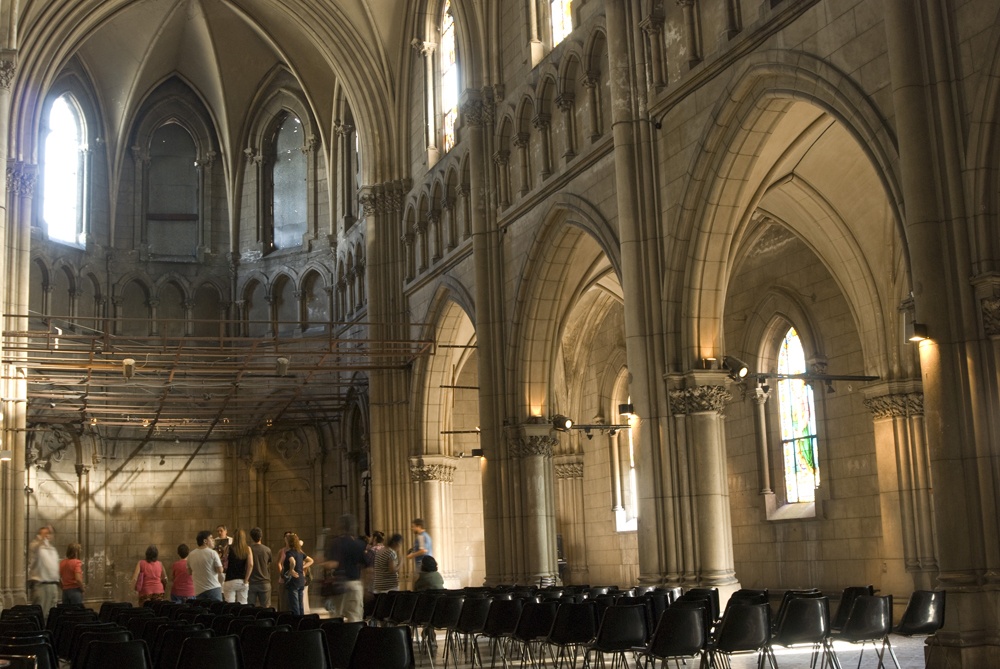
[132,544,167,603]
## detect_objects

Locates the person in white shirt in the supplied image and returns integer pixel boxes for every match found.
[27,525,60,620]
[187,529,224,601]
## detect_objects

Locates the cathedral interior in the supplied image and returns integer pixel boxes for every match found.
[0,1,998,666]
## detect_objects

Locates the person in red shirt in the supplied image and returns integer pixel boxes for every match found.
[132,545,167,603]
[59,542,85,605]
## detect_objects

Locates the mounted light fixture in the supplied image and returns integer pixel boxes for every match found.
[906,320,929,342]
[552,414,573,431]
[618,403,634,417]
[122,357,136,379]
[470,449,484,458]
[276,357,290,375]
[723,355,750,380]
[0,450,11,462]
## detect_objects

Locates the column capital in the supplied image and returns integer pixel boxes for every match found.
[0,50,17,90]
[6,161,37,198]
[863,392,924,419]
[668,384,732,415]
[409,456,456,483]
[508,433,556,458]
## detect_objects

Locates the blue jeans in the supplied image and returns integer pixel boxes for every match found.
[196,587,223,602]
[287,586,304,615]
[170,594,189,604]
[62,588,83,606]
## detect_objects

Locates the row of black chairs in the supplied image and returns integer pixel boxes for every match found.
[361,585,944,669]
[0,600,414,669]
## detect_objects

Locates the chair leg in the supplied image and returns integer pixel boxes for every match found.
[884,636,901,669]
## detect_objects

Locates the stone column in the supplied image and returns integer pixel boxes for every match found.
[508,427,558,586]
[582,73,601,142]
[555,94,576,161]
[413,220,428,273]
[667,380,739,596]
[334,121,356,235]
[752,384,772,494]
[409,456,456,584]
[492,151,510,209]
[441,196,455,252]
[411,39,439,164]
[863,384,938,593]
[554,455,587,584]
[532,115,552,179]
[513,133,530,196]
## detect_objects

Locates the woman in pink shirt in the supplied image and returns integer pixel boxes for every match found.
[132,544,167,603]
[59,542,85,605]
[170,543,195,603]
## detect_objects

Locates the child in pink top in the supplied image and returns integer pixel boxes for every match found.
[171,543,195,602]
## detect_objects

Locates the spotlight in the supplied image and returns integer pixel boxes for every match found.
[608,428,618,437]
[470,449,484,458]
[906,321,929,342]
[723,356,750,380]
[0,450,11,462]
[584,427,593,440]
[618,403,634,416]
[122,357,136,379]
[552,414,573,431]
[825,381,836,394]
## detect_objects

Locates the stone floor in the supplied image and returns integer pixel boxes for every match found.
[417,632,929,668]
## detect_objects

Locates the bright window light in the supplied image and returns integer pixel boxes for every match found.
[43,95,84,245]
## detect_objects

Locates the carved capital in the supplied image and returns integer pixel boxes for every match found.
[0,51,17,90]
[513,133,530,149]
[492,150,510,166]
[461,97,488,127]
[457,184,471,198]
[669,385,732,415]
[532,114,550,131]
[360,192,378,217]
[983,296,1000,336]
[243,147,262,165]
[555,93,575,112]
[555,461,584,479]
[6,161,37,197]
[863,393,924,419]
[334,121,355,139]
[509,434,556,458]
[440,196,454,211]
[582,72,600,89]
[409,462,455,482]
[411,38,436,56]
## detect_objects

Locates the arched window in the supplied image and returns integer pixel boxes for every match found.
[614,398,638,532]
[42,94,86,246]
[269,113,307,249]
[550,0,573,46]
[777,327,819,503]
[147,123,198,257]
[439,0,459,153]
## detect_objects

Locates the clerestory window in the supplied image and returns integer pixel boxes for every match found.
[550,0,573,46]
[42,94,87,246]
[269,113,307,250]
[439,0,459,153]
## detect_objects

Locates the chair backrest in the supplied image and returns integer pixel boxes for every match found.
[645,605,705,660]
[321,620,364,669]
[211,615,237,635]
[0,653,41,669]
[348,625,413,669]
[0,621,39,634]
[297,614,322,630]
[408,593,440,628]
[80,639,152,669]
[897,590,945,636]
[262,628,330,669]
[547,601,596,646]
[387,592,419,626]
[52,613,100,659]
[592,604,648,652]
[480,598,523,637]
[838,594,893,643]
[156,627,211,669]
[429,594,464,630]
[772,596,831,647]
[240,624,290,669]
[713,602,771,654]
[0,641,57,669]
[677,589,719,623]
[150,622,202,667]
[370,592,398,623]
[773,588,821,629]
[176,634,244,669]
[99,602,133,623]
[512,601,559,643]
[831,585,875,630]
[454,597,492,635]
[73,629,132,668]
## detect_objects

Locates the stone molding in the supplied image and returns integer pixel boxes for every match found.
[668,385,731,414]
[982,296,1000,336]
[863,392,924,419]
[0,51,15,90]
[6,161,36,197]
[554,461,584,479]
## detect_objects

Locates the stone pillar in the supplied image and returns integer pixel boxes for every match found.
[409,456,456,585]
[554,455,587,585]
[863,384,938,593]
[555,94,576,161]
[752,384,772,494]
[508,426,558,586]
[667,379,739,596]
[532,115,552,180]
[492,151,510,209]
[884,2,998,665]
[513,133,530,196]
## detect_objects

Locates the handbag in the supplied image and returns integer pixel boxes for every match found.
[134,568,144,593]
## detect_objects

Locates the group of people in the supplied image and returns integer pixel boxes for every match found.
[27,525,86,618]
[26,518,442,623]
[319,517,443,623]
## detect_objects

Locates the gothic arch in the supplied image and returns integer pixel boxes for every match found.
[673,51,906,379]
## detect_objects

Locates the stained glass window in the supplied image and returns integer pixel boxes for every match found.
[551,0,573,46]
[43,95,85,245]
[440,0,458,152]
[777,327,819,503]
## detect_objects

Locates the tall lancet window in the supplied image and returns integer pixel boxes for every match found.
[777,327,820,503]
[271,113,307,249]
[440,0,459,152]
[42,94,86,246]
[551,0,573,46]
